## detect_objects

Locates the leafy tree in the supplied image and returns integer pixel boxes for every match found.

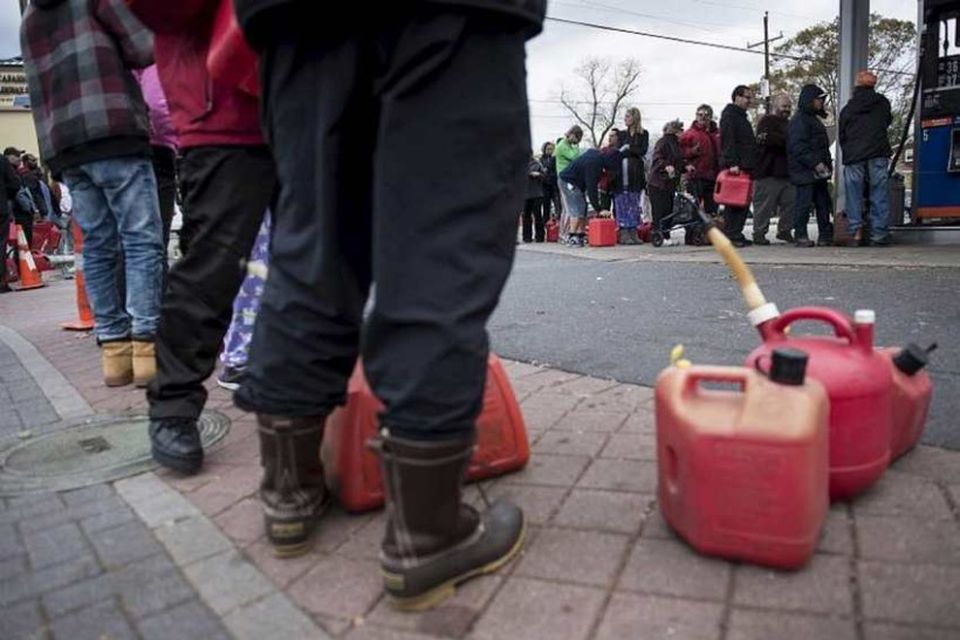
[558,57,642,148]
[766,14,916,145]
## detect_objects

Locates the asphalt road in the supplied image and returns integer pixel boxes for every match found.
[490,250,960,450]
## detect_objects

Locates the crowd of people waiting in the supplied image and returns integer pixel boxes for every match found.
[522,72,896,249]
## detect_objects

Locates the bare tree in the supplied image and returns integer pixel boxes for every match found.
[558,57,643,148]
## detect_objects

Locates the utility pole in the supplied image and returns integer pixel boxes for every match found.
[747,12,784,113]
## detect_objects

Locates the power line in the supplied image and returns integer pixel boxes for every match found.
[545,15,915,76]
[552,0,724,34]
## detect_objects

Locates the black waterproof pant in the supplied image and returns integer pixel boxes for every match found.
[793,181,833,240]
[151,146,177,263]
[648,186,674,238]
[234,12,529,441]
[522,197,544,242]
[723,205,748,241]
[148,146,274,420]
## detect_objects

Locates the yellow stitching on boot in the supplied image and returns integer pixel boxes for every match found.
[382,570,405,590]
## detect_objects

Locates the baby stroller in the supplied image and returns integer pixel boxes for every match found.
[651,178,707,247]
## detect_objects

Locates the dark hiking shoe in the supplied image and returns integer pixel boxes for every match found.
[775,230,794,243]
[149,418,203,474]
[794,237,816,247]
[752,237,771,246]
[216,366,246,391]
[373,432,526,611]
[257,415,330,557]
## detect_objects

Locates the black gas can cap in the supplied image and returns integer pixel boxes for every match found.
[770,348,808,386]
[893,343,937,376]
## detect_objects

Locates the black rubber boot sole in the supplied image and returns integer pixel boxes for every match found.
[151,446,203,475]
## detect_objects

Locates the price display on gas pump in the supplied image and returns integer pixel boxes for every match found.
[937,56,960,89]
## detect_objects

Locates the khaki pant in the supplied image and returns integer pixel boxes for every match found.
[752,177,795,240]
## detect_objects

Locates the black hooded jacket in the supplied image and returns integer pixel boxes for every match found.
[719,103,758,172]
[787,84,832,186]
[838,86,892,165]
[559,148,623,212]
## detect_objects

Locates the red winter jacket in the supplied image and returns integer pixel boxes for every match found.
[679,120,721,181]
[127,1,263,149]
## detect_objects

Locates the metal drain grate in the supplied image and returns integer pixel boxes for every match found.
[0,411,231,496]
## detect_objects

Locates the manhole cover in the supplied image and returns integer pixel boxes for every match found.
[0,411,230,496]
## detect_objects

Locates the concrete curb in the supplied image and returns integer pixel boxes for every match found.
[0,323,92,421]
[115,473,331,640]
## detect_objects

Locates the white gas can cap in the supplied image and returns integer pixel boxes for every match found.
[854,309,876,324]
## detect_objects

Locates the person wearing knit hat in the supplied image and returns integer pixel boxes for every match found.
[839,70,893,246]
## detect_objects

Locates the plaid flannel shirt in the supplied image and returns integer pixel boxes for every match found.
[20,0,154,172]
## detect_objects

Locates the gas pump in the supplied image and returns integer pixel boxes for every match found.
[915,0,960,222]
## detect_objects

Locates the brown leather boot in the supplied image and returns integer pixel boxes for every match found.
[257,415,330,557]
[132,339,156,388]
[373,431,526,611]
[101,339,133,387]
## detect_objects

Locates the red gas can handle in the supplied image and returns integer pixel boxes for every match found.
[767,306,857,344]
[683,366,748,396]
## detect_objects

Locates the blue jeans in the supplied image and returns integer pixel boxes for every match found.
[63,157,164,341]
[843,158,889,240]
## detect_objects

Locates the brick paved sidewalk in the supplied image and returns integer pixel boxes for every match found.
[1,279,959,640]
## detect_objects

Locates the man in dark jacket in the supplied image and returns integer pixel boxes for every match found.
[719,85,759,247]
[127,1,277,482]
[838,71,893,246]
[21,0,165,387]
[788,84,834,247]
[752,94,795,244]
[0,157,21,293]
[559,136,623,246]
[233,0,544,609]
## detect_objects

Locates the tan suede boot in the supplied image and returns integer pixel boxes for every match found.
[101,340,133,387]
[132,340,156,388]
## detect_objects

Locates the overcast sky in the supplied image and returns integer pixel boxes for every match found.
[0,0,917,147]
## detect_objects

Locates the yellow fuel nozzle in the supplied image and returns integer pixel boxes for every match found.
[670,344,692,369]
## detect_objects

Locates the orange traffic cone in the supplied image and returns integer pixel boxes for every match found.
[62,221,94,331]
[13,224,45,291]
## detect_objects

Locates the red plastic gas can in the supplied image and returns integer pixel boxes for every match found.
[656,351,829,569]
[545,219,559,242]
[747,307,893,500]
[323,354,530,512]
[878,344,935,461]
[588,218,617,246]
[714,169,753,208]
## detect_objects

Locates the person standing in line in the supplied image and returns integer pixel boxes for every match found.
[233,0,543,609]
[752,94,796,244]
[128,0,276,475]
[554,125,583,241]
[647,119,685,244]
[0,148,20,293]
[4,149,37,249]
[521,153,545,242]
[679,104,721,219]
[20,0,164,388]
[719,85,758,247]
[838,70,893,246]
[788,84,834,247]
[559,130,623,247]
[539,141,560,223]
[137,65,179,271]
[614,107,648,245]
[217,212,271,390]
